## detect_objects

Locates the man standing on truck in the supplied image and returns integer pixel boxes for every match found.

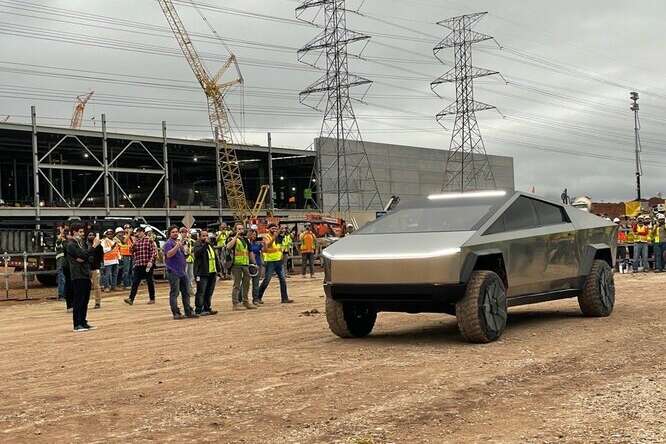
[124,226,157,305]
[66,223,100,332]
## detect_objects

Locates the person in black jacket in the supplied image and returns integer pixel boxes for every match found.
[86,231,104,309]
[66,223,100,332]
[193,228,221,315]
[61,228,75,313]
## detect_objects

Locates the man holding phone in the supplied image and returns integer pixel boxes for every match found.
[226,223,257,310]
[124,226,157,305]
[66,223,101,332]
[193,228,221,315]
[257,224,293,304]
[164,225,197,319]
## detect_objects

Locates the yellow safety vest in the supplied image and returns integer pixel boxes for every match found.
[216,231,229,247]
[185,239,194,263]
[262,234,283,262]
[233,238,249,266]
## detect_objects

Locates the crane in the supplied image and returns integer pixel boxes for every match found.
[157,0,249,222]
[69,91,94,129]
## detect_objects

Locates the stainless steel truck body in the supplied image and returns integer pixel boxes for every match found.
[323,191,617,343]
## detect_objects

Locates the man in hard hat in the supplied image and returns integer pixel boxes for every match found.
[257,223,293,304]
[117,225,133,290]
[299,224,317,278]
[653,214,666,272]
[226,223,257,310]
[101,228,120,293]
[633,215,650,272]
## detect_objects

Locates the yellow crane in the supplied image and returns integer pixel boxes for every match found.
[157,0,249,222]
[70,91,94,129]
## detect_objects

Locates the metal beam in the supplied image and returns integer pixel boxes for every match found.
[268,132,274,211]
[162,121,171,227]
[102,114,111,217]
[31,106,40,229]
[37,164,164,175]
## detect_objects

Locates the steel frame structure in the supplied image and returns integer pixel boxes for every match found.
[431,12,499,192]
[30,106,171,227]
[296,0,383,214]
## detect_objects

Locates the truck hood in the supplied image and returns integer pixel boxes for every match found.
[323,231,475,261]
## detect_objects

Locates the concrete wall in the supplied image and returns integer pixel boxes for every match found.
[316,137,515,211]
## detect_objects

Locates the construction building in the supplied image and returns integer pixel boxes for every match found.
[0,119,514,227]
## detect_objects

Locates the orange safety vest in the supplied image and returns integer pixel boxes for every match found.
[103,239,121,263]
[300,232,316,253]
[119,236,133,256]
[633,224,649,243]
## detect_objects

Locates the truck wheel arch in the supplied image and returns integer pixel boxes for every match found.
[460,250,508,289]
[580,244,614,275]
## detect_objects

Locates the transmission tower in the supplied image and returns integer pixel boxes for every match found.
[296,0,383,214]
[431,12,500,192]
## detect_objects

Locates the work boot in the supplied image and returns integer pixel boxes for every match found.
[281,298,294,304]
[123,298,133,306]
[243,301,258,310]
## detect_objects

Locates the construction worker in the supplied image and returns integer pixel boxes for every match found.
[653,214,666,272]
[216,223,231,279]
[101,229,120,292]
[299,224,317,278]
[226,223,257,310]
[247,229,263,304]
[280,226,294,275]
[193,228,221,315]
[118,225,134,289]
[180,227,196,291]
[257,223,293,304]
[633,215,650,272]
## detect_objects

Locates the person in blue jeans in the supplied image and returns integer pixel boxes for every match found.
[257,224,293,304]
[248,229,263,304]
[163,225,198,319]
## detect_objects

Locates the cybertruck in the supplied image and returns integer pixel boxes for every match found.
[322,191,617,343]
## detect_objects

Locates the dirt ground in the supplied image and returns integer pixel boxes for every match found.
[0,272,664,444]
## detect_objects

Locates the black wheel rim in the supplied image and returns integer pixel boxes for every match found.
[481,279,507,336]
[599,267,614,311]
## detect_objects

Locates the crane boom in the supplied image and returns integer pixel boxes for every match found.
[70,90,94,129]
[157,0,250,222]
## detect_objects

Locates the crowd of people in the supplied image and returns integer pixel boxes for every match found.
[613,213,666,273]
[55,221,321,332]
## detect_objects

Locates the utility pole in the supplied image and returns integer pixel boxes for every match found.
[296,0,383,214]
[431,12,500,192]
[630,91,642,201]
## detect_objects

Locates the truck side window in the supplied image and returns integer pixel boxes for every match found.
[484,196,538,234]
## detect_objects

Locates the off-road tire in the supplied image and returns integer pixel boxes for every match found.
[456,270,508,343]
[325,297,377,338]
[578,259,615,317]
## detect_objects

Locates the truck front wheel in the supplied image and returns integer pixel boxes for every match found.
[325,297,377,338]
[456,270,508,343]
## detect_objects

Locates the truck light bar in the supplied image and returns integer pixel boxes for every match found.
[427,190,507,201]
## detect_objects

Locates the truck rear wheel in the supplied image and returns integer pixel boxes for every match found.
[456,270,507,343]
[578,259,615,317]
[325,297,377,338]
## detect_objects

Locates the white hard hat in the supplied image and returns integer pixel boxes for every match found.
[658,214,665,220]
[613,218,620,223]
[115,227,124,233]
[145,227,153,233]
[190,228,198,234]
[250,224,258,230]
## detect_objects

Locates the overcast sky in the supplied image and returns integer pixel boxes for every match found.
[1,0,665,202]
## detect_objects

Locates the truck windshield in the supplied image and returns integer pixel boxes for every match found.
[356,204,497,235]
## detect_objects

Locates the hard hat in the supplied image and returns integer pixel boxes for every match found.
[658,214,665,220]
[115,227,124,233]
[105,228,114,234]
[613,218,620,223]
[190,228,198,234]
[145,227,153,233]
